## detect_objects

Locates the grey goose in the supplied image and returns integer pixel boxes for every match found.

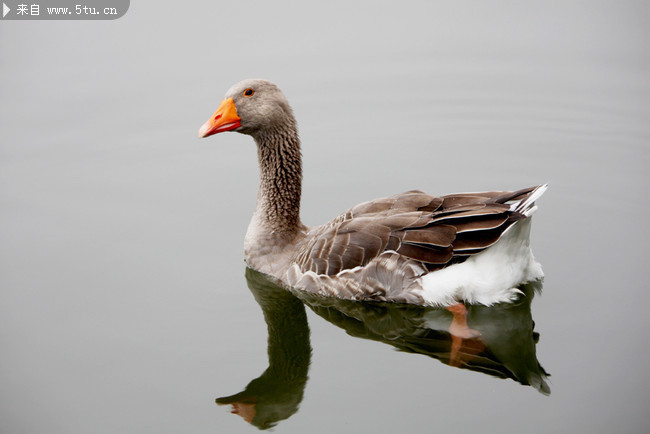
[198,79,546,306]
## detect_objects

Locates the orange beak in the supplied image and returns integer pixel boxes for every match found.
[198,98,241,138]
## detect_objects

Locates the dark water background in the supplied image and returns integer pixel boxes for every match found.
[1,1,648,432]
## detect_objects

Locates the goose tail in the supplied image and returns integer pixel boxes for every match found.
[510,183,548,217]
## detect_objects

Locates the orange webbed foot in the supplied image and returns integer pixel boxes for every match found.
[446,303,484,367]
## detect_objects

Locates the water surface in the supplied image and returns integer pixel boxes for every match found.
[1,1,648,433]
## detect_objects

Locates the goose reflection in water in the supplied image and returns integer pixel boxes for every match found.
[216,268,549,429]
[216,269,311,429]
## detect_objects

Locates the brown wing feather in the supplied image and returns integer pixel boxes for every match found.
[348,198,395,216]
[418,197,444,212]
[432,204,510,221]
[453,215,510,233]
[296,187,541,277]
[396,243,453,264]
[441,194,499,208]
[488,186,538,204]
[393,192,438,210]
[453,227,509,251]
[401,226,456,247]
[328,255,343,275]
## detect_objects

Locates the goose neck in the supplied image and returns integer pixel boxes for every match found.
[252,127,303,236]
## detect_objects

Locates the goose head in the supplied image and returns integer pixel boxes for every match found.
[198,79,295,139]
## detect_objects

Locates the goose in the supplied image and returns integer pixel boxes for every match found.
[198,79,546,306]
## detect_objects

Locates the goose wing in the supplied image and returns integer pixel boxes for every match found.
[294,186,542,276]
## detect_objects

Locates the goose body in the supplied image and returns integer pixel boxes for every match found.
[199,79,545,306]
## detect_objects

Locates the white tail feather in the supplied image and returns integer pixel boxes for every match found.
[511,183,548,216]
[419,211,544,306]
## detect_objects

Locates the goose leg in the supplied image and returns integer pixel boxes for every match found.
[229,401,257,424]
[446,303,482,367]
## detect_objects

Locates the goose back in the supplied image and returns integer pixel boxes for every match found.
[293,187,539,276]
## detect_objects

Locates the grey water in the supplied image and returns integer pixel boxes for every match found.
[1,1,648,433]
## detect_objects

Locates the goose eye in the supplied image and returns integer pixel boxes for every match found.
[243,88,254,97]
